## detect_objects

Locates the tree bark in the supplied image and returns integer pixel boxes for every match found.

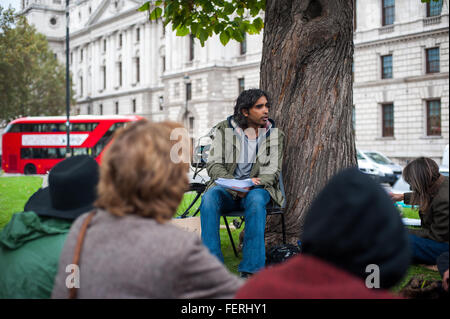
[261,0,356,247]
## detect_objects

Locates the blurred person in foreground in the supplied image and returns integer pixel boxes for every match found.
[51,120,243,299]
[0,155,99,298]
[235,168,411,299]
[391,157,449,265]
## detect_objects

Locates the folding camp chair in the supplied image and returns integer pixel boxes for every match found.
[222,173,287,257]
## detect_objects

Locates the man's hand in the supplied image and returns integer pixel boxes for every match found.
[251,178,261,185]
[389,192,404,202]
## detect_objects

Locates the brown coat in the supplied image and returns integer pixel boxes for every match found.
[404,176,449,244]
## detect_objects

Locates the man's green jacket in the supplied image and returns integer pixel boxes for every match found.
[206,116,285,207]
[0,211,72,298]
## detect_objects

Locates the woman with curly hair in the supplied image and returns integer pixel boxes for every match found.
[52,120,242,298]
[391,157,449,265]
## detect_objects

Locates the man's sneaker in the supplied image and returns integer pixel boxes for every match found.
[240,272,253,279]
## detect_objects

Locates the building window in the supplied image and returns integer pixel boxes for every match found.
[427,0,443,17]
[238,78,245,94]
[426,100,441,136]
[426,47,440,74]
[162,56,166,72]
[136,57,140,83]
[382,0,395,26]
[102,66,106,90]
[115,102,119,115]
[118,62,122,87]
[159,96,164,111]
[80,48,83,62]
[189,34,194,61]
[381,54,392,79]
[87,104,92,115]
[99,104,103,115]
[186,82,192,101]
[103,39,107,52]
[188,116,195,135]
[70,52,73,65]
[382,103,394,137]
[119,33,122,48]
[240,33,247,55]
[132,99,136,113]
[136,28,140,42]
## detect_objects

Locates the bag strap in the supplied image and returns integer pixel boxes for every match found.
[69,210,96,299]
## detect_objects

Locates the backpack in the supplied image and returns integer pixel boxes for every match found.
[265,243,301,266]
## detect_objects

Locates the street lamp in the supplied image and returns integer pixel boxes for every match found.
[65,0,71,157]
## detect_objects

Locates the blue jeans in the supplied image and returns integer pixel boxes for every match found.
[200,186,270,274]
[408,234,449,265]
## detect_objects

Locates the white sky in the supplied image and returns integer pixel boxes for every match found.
[0,0,22,11]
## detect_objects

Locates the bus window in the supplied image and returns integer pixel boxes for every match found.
[72,148,90,156]
[21,148,32,159]
[21,148,66,159]
[70,123,99,132]
[4,124,19,133]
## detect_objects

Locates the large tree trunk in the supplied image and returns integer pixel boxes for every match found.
[261,0,356,247]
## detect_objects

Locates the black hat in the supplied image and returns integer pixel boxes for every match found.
[301,167,411,289]
[24,155,99,220]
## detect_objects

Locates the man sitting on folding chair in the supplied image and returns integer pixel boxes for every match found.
[200,89,285,279]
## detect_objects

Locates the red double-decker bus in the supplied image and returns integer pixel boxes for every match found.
[1,115,143,174]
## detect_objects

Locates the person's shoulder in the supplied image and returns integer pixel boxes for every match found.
[435,176,449,197]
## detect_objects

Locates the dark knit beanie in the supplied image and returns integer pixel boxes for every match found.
[301,167,411,289]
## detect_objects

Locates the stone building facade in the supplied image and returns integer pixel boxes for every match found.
[21,0,449,164]
[353,0,449,164]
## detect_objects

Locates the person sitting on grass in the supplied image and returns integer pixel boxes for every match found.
[51,120,243,299]
[391,157,449,265]
[0,155,99,298]
[235,168,411,299]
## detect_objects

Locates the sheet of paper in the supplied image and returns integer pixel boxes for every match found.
[215,178,254,192]
[402,218,421,226]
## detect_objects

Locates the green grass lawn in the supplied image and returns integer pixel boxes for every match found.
[0,176,442,288]
[0,175,43,230]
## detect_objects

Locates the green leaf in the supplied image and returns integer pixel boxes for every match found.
[250,6,260,17]
[219,30,230,46]
[150,7,163,20]
[232,28,244,42]
[214,22,224,34]
[191,23,200,36]
[253,17,264,31]
[224,3,235,15]
[199,28,209,43]
[176,25,190,37]
[138,1,150,12]
[155,0,163,5]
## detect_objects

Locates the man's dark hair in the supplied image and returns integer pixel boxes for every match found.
[233,89,270,128]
